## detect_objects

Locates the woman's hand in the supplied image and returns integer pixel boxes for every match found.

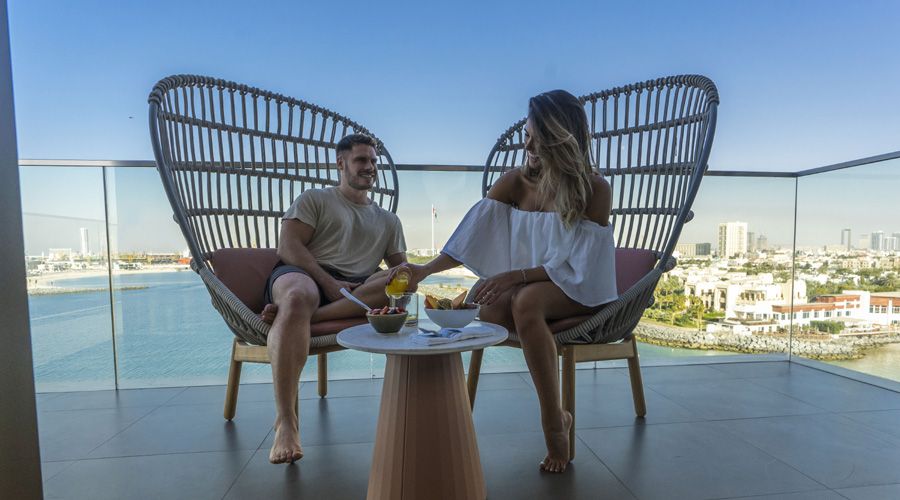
[387,263,429,290]
[472,271,522,306]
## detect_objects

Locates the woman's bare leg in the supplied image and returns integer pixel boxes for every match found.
[510,282,595,473]
[474,281,521,332]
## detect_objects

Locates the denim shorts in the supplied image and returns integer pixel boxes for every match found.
[263,261,373,308]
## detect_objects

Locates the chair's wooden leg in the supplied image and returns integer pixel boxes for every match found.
[560,346,576,460]
[317,353,328,398]
[626,338,647,417]
[466,349,484,410]
[224,339,242,421]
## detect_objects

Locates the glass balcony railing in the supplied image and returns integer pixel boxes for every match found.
[19,154,900,391]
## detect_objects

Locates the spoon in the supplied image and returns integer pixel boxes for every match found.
[340,287,374,312]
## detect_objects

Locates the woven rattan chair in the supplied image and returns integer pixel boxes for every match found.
[466,75,719,459]
[148,75,399,420]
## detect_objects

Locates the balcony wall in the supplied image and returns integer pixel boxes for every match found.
[19,157,900,391]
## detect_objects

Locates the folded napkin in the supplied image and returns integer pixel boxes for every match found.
[411,325,494,346]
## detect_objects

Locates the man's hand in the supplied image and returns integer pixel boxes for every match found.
[322,279,361,303]
[472,271,521,306]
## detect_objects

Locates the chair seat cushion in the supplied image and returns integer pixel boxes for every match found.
[210,248,279,314]
[210,248,368,338]
[614,248,658,294]
[546,248,657,336]
[549,315,595,333]
[310,318,367,337]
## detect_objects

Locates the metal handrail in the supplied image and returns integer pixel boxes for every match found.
[19,150,900,177]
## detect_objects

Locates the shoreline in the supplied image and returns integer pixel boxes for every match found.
[29,285,150,296]
[27,265,190,295]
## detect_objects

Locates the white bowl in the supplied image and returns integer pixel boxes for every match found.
[423,306,480,329]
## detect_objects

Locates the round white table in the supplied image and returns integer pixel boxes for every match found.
[337,320,507,500]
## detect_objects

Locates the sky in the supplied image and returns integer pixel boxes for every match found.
[10,0,900,252]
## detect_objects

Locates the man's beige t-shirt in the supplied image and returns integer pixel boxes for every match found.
[283,187,406,277]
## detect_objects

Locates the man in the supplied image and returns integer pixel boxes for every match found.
[260,133,407,464]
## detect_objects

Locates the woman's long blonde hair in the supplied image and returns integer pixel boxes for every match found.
[522,90,594,228]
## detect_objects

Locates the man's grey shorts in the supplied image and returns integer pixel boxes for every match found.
[263,261,374,308]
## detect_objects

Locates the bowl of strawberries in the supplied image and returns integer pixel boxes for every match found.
[366,306,408,334]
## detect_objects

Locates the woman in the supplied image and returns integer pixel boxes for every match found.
[399,90,617,473]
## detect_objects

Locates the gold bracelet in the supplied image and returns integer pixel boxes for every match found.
[521,268,528,284]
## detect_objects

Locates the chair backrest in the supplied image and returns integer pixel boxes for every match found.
[483,75,718,270]
[148,75,399,272]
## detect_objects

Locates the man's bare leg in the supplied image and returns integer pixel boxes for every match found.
[310,270,392,323]
[259,271,396,325]
[267,273,319,464]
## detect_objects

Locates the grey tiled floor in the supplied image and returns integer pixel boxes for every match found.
[35,361,900,499]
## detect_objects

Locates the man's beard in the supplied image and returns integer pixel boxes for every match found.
[347,172,375,190]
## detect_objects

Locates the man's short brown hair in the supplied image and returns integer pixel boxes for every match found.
[336,133,377,157]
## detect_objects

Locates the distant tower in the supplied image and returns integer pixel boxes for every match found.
[871,231,884,251]
[884,236,898,253]
[858,234,869,251]
[757,234,768,251]
[841,228,851,250]
[717,221,748,258]
[747,232,756,252]
[80,227,90,256]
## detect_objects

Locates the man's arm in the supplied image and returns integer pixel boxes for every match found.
[277,219,359,300]
[385,252,407,268]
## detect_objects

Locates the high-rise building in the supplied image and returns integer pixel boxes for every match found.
[884,236,898,253]
[841,228,852,250]
[675,243,712,257]
[892,233,900,252]
[718,221,748,258]
[859,234,869,250]
[675,243,695,257]
[747,232,756,252]
[756,234,768,251]
[871,231,884,251]
[79,227,90,256]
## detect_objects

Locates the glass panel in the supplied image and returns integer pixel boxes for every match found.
[105,167,274,388]
[635,175,797,363]
[20,166,115,391]
[796,160,900,382]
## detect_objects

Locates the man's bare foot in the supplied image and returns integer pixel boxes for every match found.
[540,410,572,473]
[269,417,303,464]
[260,304,278,324]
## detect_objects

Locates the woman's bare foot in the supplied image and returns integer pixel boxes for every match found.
[260,304,278,324]
[540,410,573,473]
[269,416,303,464]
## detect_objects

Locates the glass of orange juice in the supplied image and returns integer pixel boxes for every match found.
[385,268,411,307]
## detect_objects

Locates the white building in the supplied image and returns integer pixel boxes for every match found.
[675,243,712,257]
[79,227,90,256]
[718,221,748,258]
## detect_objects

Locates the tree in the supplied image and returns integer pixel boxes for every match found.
[686,295,706,330]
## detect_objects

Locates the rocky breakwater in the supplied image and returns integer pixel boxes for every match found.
[635,322,900,361]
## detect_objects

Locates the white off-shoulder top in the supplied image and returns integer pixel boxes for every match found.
[442,198,618,307]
